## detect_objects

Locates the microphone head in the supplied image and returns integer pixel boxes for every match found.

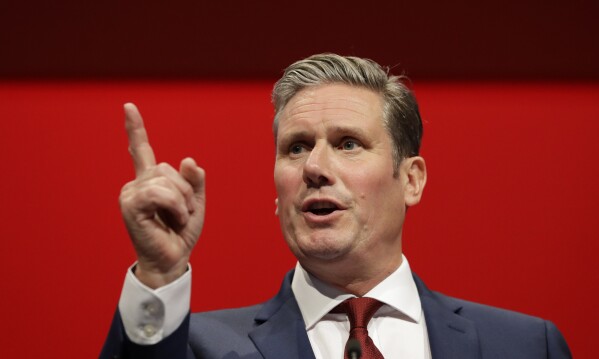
[346,338,362,359]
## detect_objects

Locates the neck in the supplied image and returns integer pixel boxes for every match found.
[301,253,403,296]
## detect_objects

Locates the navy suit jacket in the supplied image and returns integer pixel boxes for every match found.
[100,271,572,359]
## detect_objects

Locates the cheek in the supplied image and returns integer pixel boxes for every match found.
[348,172,402,210]
[274,166,302,205]
[345,170,383,197]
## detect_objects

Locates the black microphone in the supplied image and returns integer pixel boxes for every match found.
[346,338,362,359]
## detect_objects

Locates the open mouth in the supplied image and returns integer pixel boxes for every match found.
[305,201,339,216]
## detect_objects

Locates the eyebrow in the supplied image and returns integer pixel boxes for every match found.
[277,125,369,145]
[276,130,310,148]
[327,125,368,139]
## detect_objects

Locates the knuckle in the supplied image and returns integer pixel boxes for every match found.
[142,186,162,200]
[120,182,130,193]
[155,162,173,174]
[182,183,194,197]
[120,181,136,196]
[118,192,134,210]
[144,186,179,206]
[150,176,172,189]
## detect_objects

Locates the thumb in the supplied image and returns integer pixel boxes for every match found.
[180,157,205,199]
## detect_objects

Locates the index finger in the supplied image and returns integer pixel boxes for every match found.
[124,103,156,176]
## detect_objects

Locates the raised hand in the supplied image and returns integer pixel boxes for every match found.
[119,103,206,288]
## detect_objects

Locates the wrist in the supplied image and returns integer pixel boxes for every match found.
[133,261,188,289]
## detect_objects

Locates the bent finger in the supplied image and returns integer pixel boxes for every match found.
[149,163,196,213]
[126,184,190,227]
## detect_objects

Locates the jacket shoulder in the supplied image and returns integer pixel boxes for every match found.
[436,290,546,328]
[424,287,571,358]
[413,274,571,358]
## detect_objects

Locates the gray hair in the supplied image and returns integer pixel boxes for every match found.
[272,53,423,169]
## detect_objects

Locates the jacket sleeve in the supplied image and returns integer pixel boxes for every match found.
[99,309,194,359]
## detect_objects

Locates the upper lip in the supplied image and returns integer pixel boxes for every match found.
[301,197,347,212]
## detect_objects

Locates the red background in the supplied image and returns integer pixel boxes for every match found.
[0,82,597,357]
[1,0,598,357]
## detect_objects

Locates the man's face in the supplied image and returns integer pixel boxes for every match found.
[274,84,410,270]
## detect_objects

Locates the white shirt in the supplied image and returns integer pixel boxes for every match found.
[119,256,431,358]
[292,256,431,359]
[118,263,191,344]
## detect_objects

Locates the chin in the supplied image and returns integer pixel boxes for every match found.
[290,233,353,262]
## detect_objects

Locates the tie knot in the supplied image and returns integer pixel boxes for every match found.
[333,297,384,329]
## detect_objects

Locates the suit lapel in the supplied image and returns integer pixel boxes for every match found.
[249,271,481,359]
[248,271,316,359]
[414,275,481,359]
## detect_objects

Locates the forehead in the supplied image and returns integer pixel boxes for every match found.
[278,84,384,135]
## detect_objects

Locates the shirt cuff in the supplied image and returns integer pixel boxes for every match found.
[118,263,191,345]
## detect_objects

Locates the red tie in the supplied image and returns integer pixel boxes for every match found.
[333,297,385,359]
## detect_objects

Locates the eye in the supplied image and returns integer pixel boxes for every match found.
[289,143,305,154]
[338,139,361,151]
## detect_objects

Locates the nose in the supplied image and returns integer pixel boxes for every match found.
[303,143,334,188]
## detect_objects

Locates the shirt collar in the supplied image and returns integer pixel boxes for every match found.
[291,255,422,330]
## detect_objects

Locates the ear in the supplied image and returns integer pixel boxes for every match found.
[401,156,427,207]
[275,198,279,216]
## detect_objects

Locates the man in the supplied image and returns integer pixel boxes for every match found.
[101,54,571,358]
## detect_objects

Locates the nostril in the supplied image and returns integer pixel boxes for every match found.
[304,174,331,188]
[302,151,333,187]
